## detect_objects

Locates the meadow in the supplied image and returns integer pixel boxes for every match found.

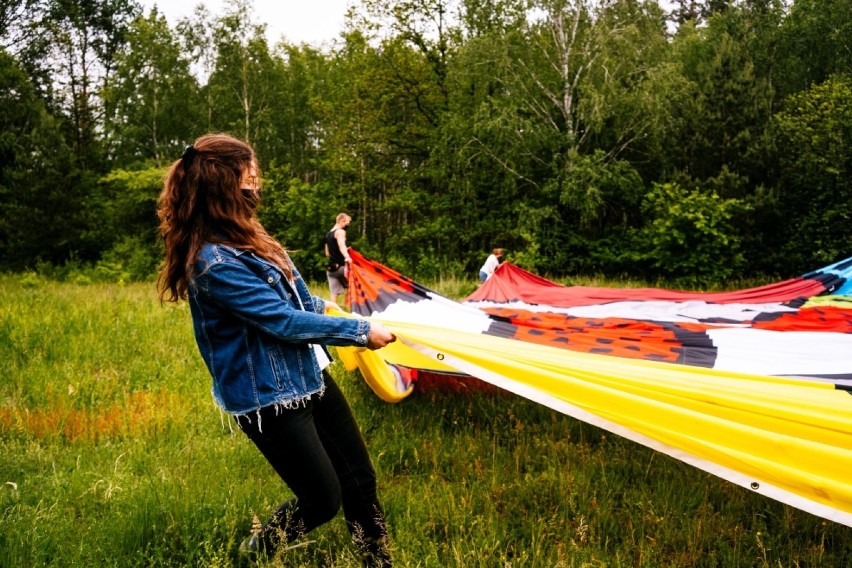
[1,275,850,567]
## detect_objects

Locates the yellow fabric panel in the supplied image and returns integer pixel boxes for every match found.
[802,295,852,309]
[372,337,457,372]
[374,319,852,525]
[335,345,361,371]
[336,345,414,402]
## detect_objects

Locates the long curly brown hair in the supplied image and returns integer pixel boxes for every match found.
[157,133,290,302]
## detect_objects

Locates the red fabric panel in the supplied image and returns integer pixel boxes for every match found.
[465,263,828,307]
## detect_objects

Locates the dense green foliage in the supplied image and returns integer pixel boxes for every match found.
[1,0,851,284]
[1,277,850,566]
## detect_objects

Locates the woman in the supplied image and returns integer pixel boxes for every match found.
[478,248,504,282]
[324,212,352,305]
[157,133,395,566]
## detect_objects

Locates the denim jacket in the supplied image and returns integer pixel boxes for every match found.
[189,243,371,416]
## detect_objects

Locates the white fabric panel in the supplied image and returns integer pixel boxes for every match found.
[376,295,494,334]
[709,328,852,375]
[467,299,798,324]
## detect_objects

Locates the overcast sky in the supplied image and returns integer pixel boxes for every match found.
[139,0,353,47]
[139,1,678,48]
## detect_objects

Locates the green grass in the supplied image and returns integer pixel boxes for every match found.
[1,275,850,567]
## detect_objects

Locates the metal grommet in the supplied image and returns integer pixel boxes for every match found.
[437,353,444,360]
[750,482,760,490]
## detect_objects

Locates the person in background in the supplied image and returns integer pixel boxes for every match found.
[478,248,504,282]
[325,213,352,305]
[156,133,395,567]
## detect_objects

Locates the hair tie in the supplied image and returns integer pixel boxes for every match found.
[181,145,197,167]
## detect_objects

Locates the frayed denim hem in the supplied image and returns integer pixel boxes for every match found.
[228,384,326,433]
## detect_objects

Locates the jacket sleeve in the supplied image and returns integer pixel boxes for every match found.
[194,256,371,347]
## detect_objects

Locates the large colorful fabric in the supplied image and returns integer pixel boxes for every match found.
[340,251,852,526]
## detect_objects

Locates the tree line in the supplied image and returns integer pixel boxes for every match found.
[1,0,850,285]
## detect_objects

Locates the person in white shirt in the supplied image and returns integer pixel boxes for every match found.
[478,248,504,282]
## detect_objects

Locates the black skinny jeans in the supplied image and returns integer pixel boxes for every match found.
[237,372,387,550]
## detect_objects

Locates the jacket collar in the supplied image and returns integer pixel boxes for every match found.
[216,243,290,278]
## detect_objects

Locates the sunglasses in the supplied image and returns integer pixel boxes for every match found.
[241,187,262,196]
